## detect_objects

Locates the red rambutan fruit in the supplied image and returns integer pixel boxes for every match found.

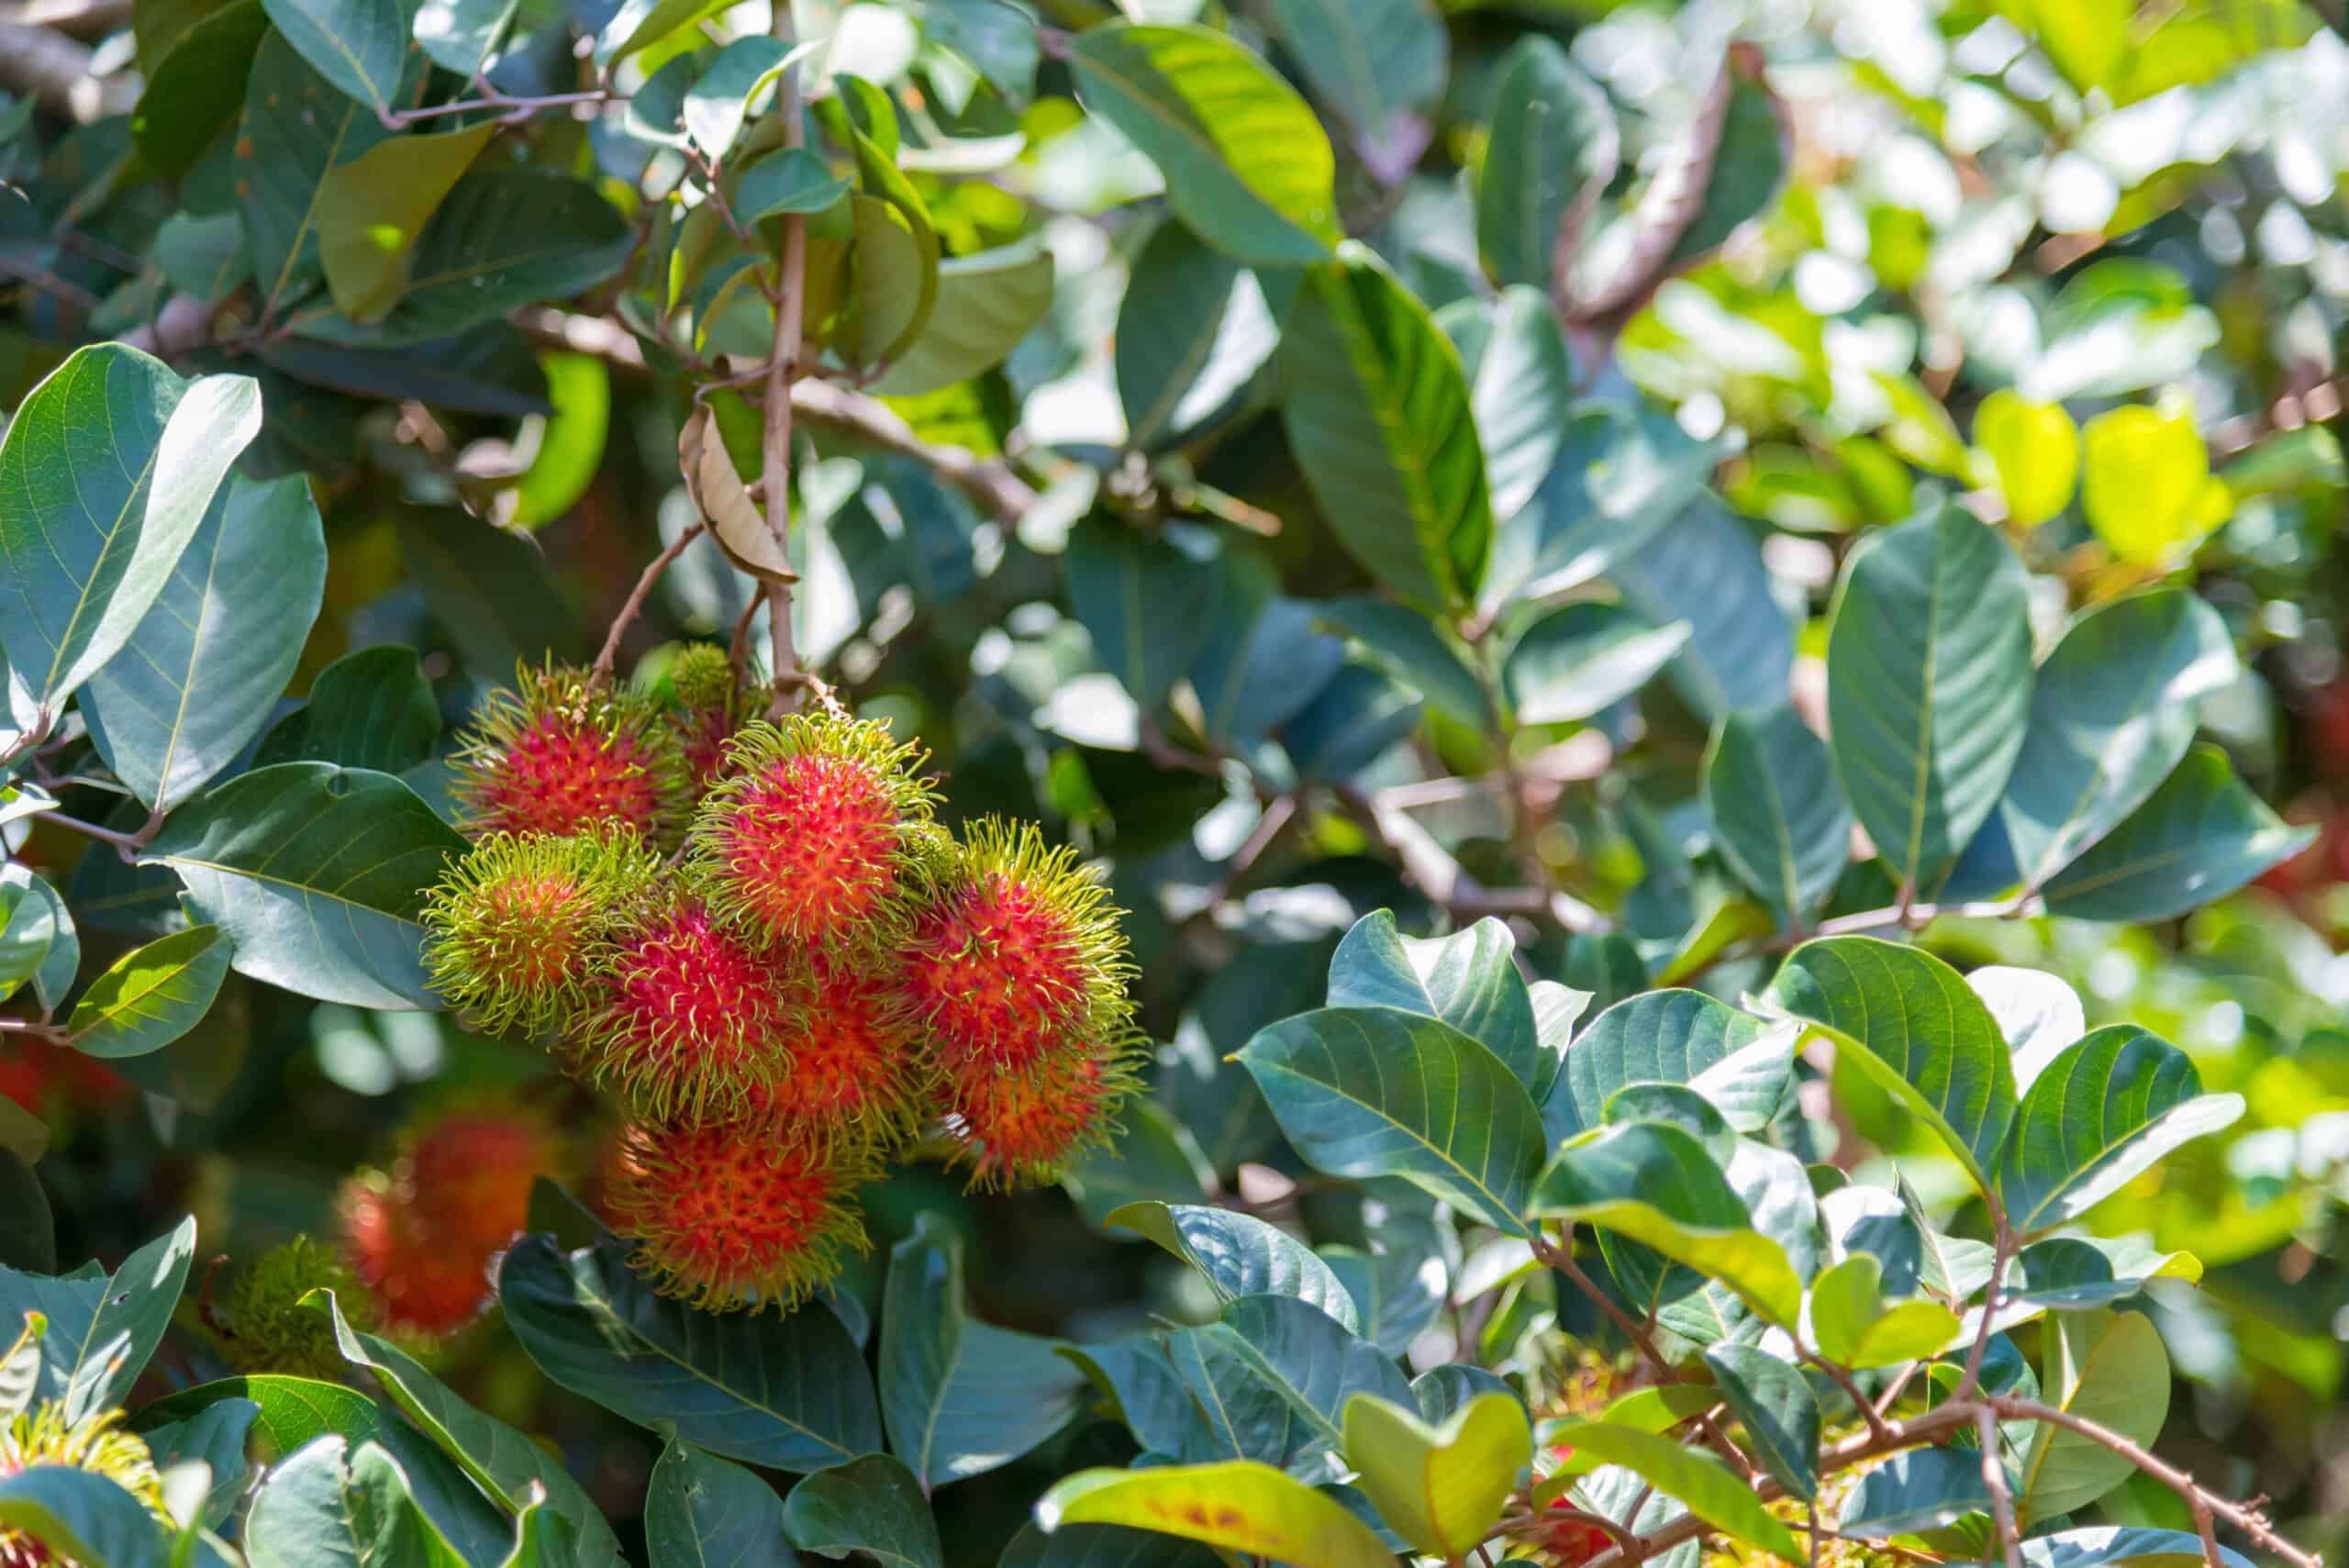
[607,1118,875,1311]
[942,1040,1136,1189]
[741,955,930,1144]
[451,664,686,844]
[571,892,799,1121]
[421,828,658,1033]
[686,708,941,952]
[338,1173,498,1336]
[660,643,762,795]
[896,818,1135,1078]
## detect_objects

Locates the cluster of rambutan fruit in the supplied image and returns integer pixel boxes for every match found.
[401,648,1139,1315]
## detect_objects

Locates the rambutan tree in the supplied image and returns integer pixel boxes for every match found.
[1,0,2347,1565]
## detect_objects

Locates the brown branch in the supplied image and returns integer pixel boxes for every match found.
[1334,782,1609,934]
[756,9,808,714]
[591,521,704,679]
[1977,1406,2023,1568]
[0,19,136,119]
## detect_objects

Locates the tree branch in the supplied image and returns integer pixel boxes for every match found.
[0,19,136,120]
[1977,1406,2024,1568]
[592,521,704,679]
[758,4,807,713]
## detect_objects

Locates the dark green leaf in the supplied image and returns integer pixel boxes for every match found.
[1108,1203,1359,1333]
[1704,703,1852,926]
[1611,499,1791,719]
[645,1440,793,1568]
[1279,665,1423,781]
[1502,602,1689,725]
[1114,223,1276,450]
[879,1216,1087,1491]
[1271,0,1446,176]
[780,1453,938,1567]
[1702,1344,1820,1500]
[130,0,270,181]
[1186,554,1346,749]
[0,1466,169,1568]
[1462,286,1575,522]
[736,149,852,220]
[79,474,325,812]
[142,762,465,1010]
[1064,520,1217,710]
[0,346,261,710]
[1485,405,1718,606]
[260,0,408,110]
[1839,1448,1990,1537]
[254,646,440,773]
[1069,23,1338,267]
[238,29,411,321]
[1279,249,1492,615]
[870,243,1054,397]
[246,1435,467,1568]
[1475,35,1616,292]
[1327,912,1540,1093]
[1319,1245,1443,1361]
[1995,1026,2243,1234]
[1768,937,2019,1192]
[1309,597,1486,728]
[1825,506,2034,890]
[1237,1006,1545,1234]
[2042,745,2311,922]
[1542,988,1767,1144]
[317,124,499,325]
[500,1235,881,1473]
[138,1397,255,1529]
[1196,1295,1412,1456]
[1063,1101,1213,1230]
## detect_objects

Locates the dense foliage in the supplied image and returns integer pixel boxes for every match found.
[2,0,2347,1563]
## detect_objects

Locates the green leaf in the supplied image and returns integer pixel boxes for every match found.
[1806,1254,1960,1369]
[0,1467,169,1568]
[130,0,270,181]
[1768,937,2019,1193]
[1702,1344,1820,1501]
[1703,703,1852,927]
[318,1292,625,1567]
[1340,1390,1526,1558]
[260,0,407,110]
[835,194,940,375]
[2082,402,2220,564]
[1974,391,2080,527]
[1544,1422,1803,1561]
[997,1521,1226,1568]
[2022,1527,2260,1568]
[1064,1101,1214,1230]
[134,1375,381,1457]
[1186,551,1346,749]
[1069,23,1337,267]
[780,1453,937,1568]
[1543,988,1769,1143]
[683,36,790,158]
[1063,519,1217,710]
[1463,286,1576,523]
[868,243,1054,397]
[62,926,231,1061]
[317,124,498,324]
[1107,1203,1359,1334]
[1115,222,1276,450]
[254,646,441,773]
[1327,912,1540,1094]
[1196,1295,1412,1456]
[644,1440,792,1568]
[238,28,412,320]
[1270,0,1446,175]
[1310,597,1486,729]
[1839,1447,1990,1537]
[142,762,466,1011]
[1484,403,1717,607]
[499,1234,880,1472]
[1997,591,2236,895]
[0,346,262,712]
[0,1217,200,1426]
[1530,1122,1803,1329]
[1611,497,1794,720]
[880,1215,1087,1492]
[1287,668,1425,780]
[2042,744,2310,923]
[1036,1462,1394,1568]
[1825,506,2034,891]
[1236,1006,1546,1234]
[78,474,326,812]
[246,1435,468,1568]
[1502,602,1690,725]
[1320,1245,1443,1361]
[1995,1026,2243,1234]
[1279,248,1493,615]
[736,149,852,221]
[0,865,75,1016]
[2019,1309,2169,1523]
[138,1397,255,1529]
[1475,34,1616,292]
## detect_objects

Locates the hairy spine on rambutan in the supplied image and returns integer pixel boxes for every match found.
[686,709,942,953]
[741,954,932,1146]
[451,663,687,844]
[660,643,763,797]
[895,818,1137,1078]
[569,892,800,1122]
[421,828,658,1034]
[211,1236,373,1383]
[608,1118,876,1311]
[942,1039,1140,1189]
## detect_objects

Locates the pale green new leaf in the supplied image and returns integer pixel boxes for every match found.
[1340,1391,1528,1558]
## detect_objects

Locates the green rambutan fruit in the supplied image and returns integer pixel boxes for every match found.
[212,1236,373,1383]
[421,828,659,1034]
[668,642,739,714]
[686,709,941,953]
[451,663,686,844]
[942,1040,1139,1189]
[741,954,932,1146]
[608,1118,876,1312]
[895,818,1136,1078]
[0,1403,169,1567]
[659,643,765,796]
[569,891,799,1122]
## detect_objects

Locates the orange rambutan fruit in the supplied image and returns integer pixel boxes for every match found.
[942,1041,1137,1189]
[421,828,658,1034]
[339,1173,500,1336]
[686,708,941,952]
[404,1105,567,1257]
[570,892,798,1121]
[607,1118,875,1311]
[896,818,1135,1078]
[451,664,685,844]
[741,955,930,1144]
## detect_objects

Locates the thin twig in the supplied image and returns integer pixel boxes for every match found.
[592,522,705,680]
[380,87,615,128]
[1977,1406,2024,1568]
[758,7,808,713]
[39,808,147,859]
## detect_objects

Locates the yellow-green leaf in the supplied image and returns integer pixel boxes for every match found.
[1341,1391,1529,1558]
[1036,1462,1393,1568]
[2081,401,2213,564]
[1541,1423,1803,1561]
[1974,389,2080,527]
[317,123,496,325]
